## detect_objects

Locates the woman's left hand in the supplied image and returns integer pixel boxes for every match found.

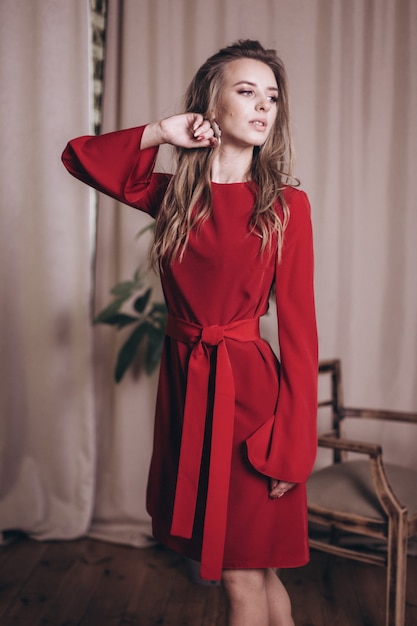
[269,479,297,499]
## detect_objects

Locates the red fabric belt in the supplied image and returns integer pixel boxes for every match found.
[165,314,261,580]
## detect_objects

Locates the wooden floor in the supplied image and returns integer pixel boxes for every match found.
[0,535,416,626]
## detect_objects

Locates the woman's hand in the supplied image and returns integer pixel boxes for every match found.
[141,113,218,150]
[269,479,297,499]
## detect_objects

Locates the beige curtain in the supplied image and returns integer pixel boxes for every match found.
[1,0,416,546]
[0,0,95,539]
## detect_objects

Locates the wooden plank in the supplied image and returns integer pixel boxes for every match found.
[0,536,415,625]
[152,560,226,626]
[119,546,227,626]
[347,558,386,625]
[61,540,157,625]
[0,537,48,622]
[283,550,370,626]
[1,538,101,626]
[117,544,181,625]
[281,559,329,626]
[33,538,116,625]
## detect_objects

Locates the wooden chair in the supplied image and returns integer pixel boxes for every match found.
[307,359,417,626]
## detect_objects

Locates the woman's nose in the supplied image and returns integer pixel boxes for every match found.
[256,99,271,112]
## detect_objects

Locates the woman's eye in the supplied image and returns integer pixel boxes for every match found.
[238,90,278,103]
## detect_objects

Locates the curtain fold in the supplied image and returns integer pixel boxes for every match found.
[87,0,158,546]
[1,0,416,547]
[0,0,95,540]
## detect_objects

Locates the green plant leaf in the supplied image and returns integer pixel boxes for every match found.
[94,217,165,378]
[94,297,127,324]
[149,302,167,315]
[114,324,147,382]
[133,288,152,314]
[144,324,165,375]
[148,304,167,331]
[110,280,136,297]
[97,313,139,328]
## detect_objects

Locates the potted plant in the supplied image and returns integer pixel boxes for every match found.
[94,225,167,382]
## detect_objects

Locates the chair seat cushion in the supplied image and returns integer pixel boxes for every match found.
[307,460,417,520]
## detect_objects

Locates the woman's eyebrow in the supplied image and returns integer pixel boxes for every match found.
[233,80,278,92]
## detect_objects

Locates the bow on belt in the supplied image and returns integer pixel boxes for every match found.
[166,314,261,580]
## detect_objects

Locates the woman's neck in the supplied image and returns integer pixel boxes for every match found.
[211,146,253,183]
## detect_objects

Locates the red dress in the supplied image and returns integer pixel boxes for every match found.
[62,125,318,580]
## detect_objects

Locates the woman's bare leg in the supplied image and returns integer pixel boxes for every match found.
[265,568,295,626]
[222,569,269,626]
[221,568,294,626]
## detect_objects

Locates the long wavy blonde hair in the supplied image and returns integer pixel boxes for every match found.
[150,40,297,271]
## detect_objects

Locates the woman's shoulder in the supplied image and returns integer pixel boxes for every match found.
[280,185,312,239]
[282,184,309,205]
[282,185,311,216]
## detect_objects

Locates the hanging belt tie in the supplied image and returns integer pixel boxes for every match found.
[165,314,261,580]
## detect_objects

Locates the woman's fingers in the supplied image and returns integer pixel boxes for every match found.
[158,114,218,148]
[191,116,217,146]
[269,479,297,499]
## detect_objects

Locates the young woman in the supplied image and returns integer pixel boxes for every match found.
[62,39,318,626]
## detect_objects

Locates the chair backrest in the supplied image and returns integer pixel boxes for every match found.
[318,359,417,466]
[318,359,344,462]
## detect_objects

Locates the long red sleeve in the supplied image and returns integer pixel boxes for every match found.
[61,125,168,216]
[246,189,318,483]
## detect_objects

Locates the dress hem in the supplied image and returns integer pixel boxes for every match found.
[151,527,310,574]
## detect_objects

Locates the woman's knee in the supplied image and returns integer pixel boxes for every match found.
[221,568,266,599]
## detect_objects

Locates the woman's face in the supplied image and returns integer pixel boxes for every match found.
[213,58,278,150]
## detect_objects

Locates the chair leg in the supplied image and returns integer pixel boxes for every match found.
[386,513,407,626]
